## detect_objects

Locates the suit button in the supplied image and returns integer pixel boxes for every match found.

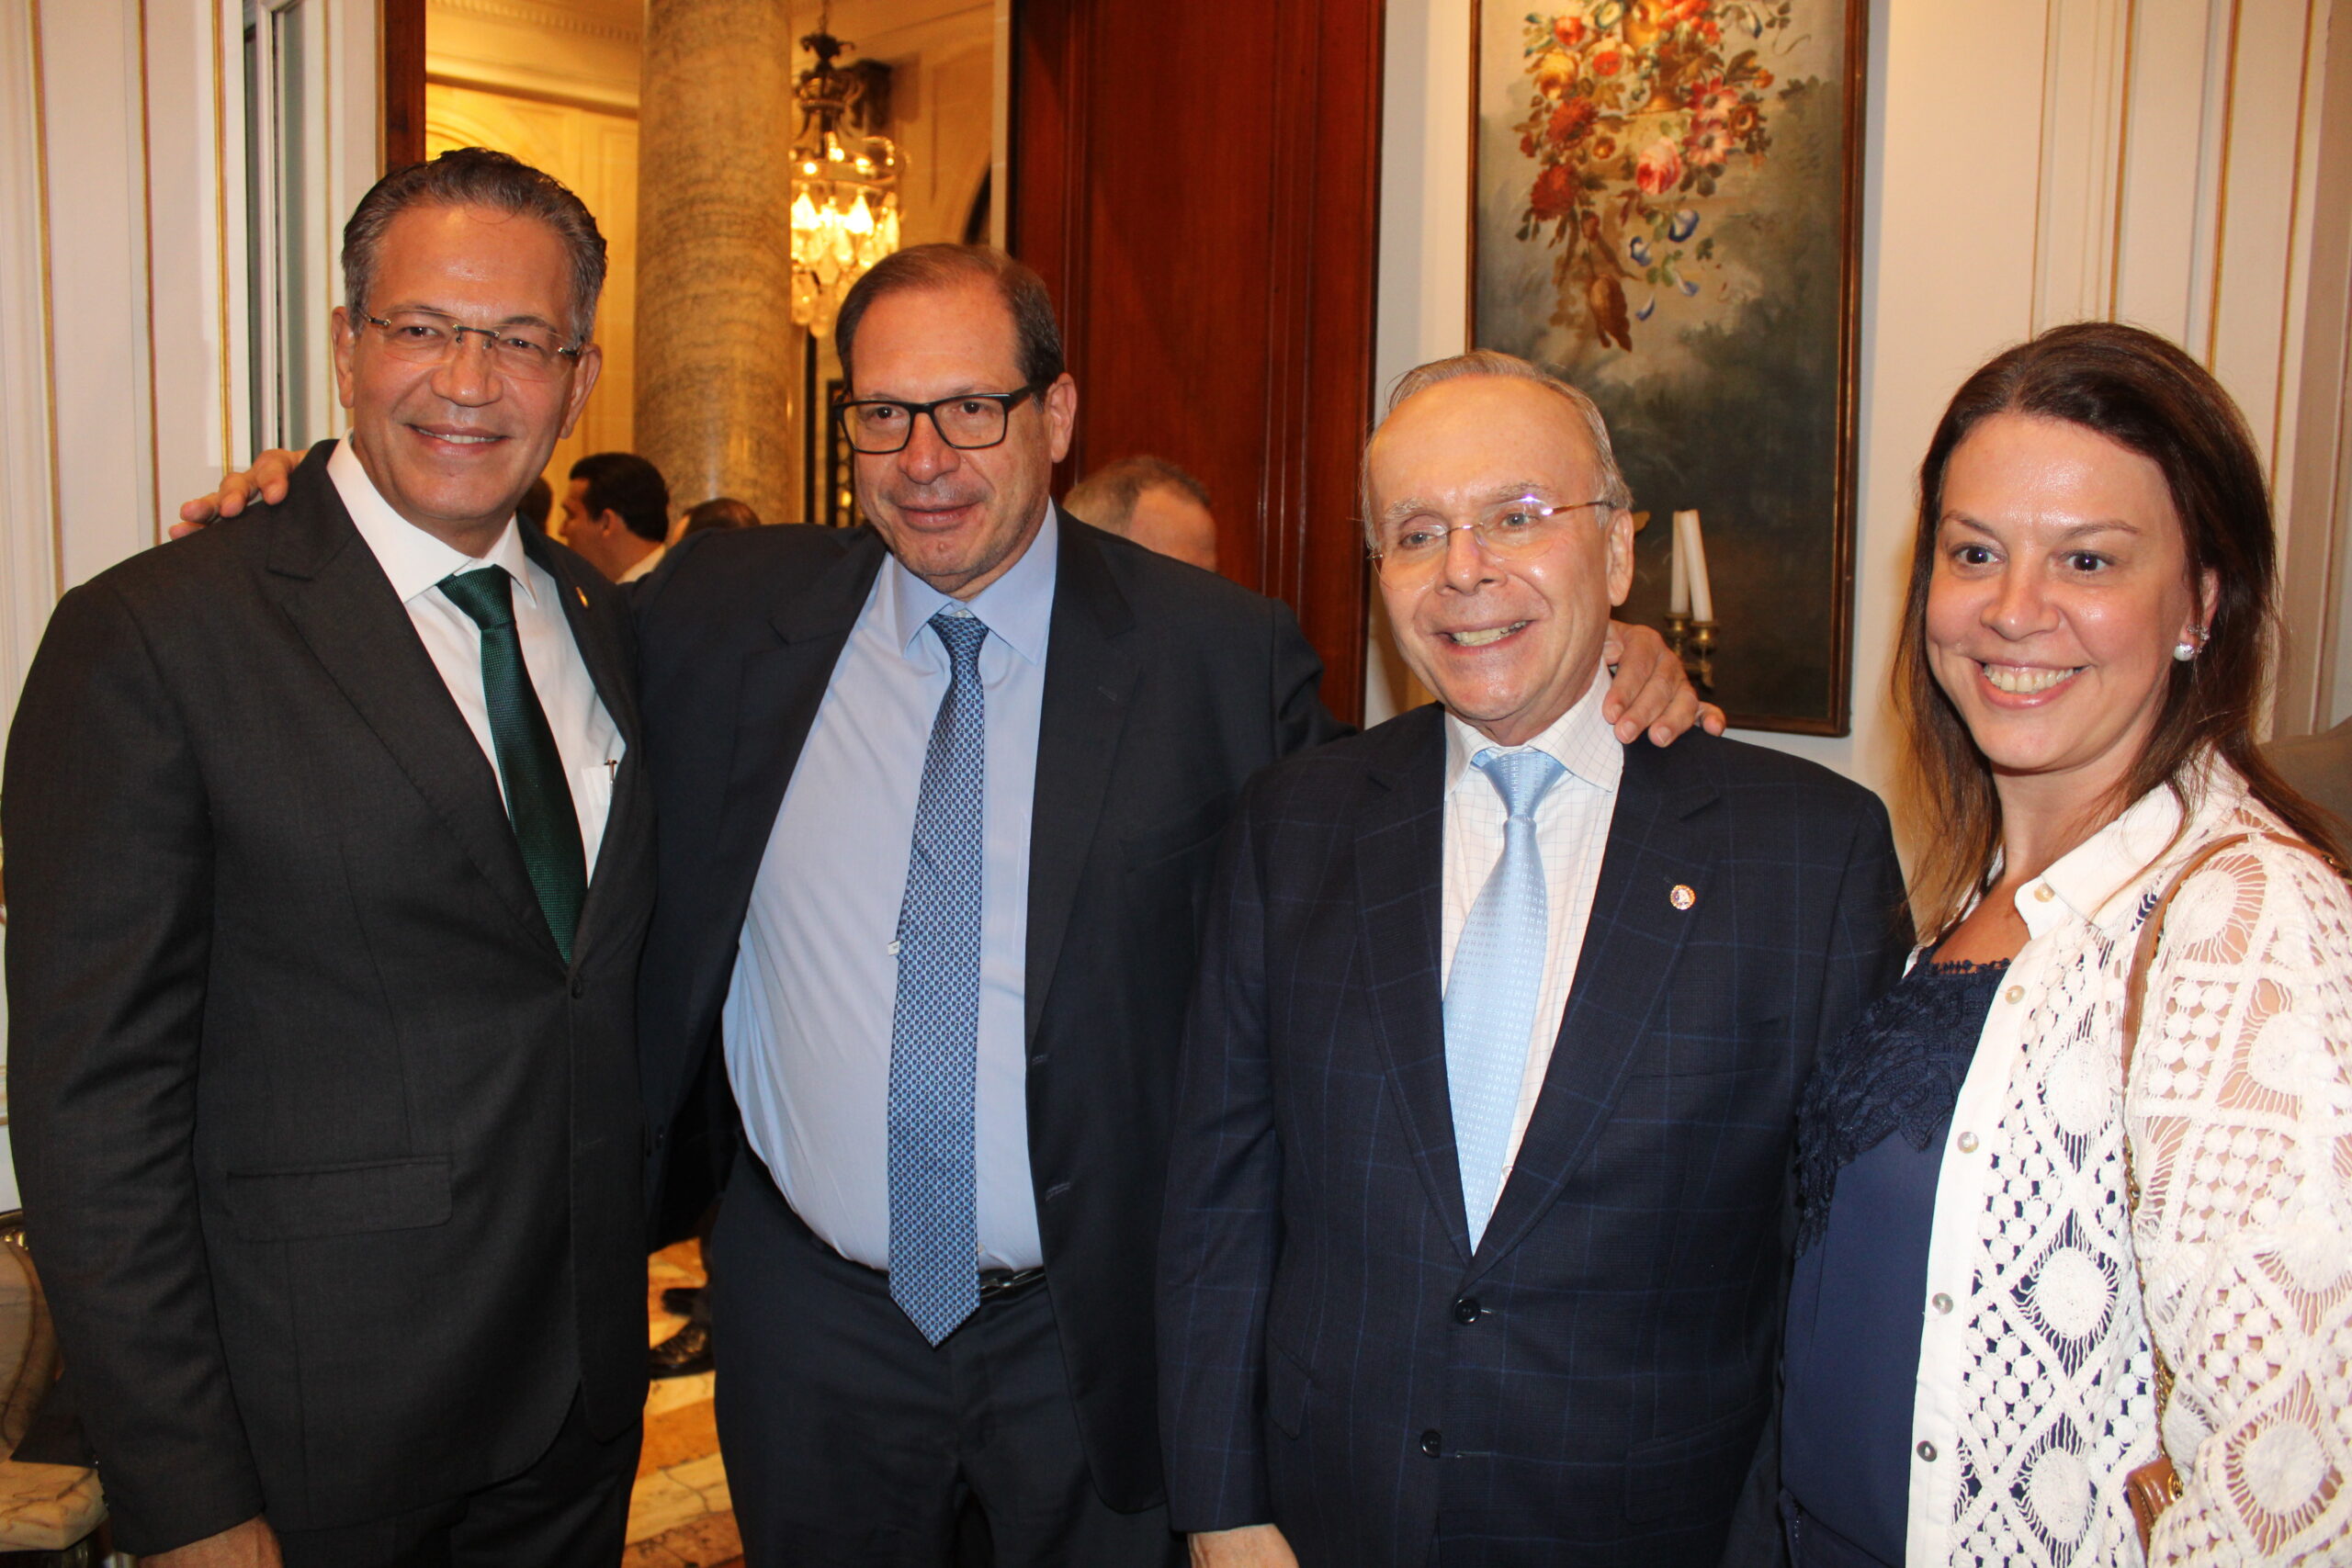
[570,975,585,998]
[1419,1429,1442,1458]
[1452,1297,1480,1325]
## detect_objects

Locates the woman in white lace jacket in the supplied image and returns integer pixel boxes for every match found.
[1778,322,2352,1568]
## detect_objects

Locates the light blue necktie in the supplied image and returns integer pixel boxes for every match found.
[1444,748,1566,1249]
[888,609,989,1345]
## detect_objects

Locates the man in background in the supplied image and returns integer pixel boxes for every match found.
[1064,455,1218,571]
[682,495,763,536]
[560,450,670,583]
[9,148,651,1568]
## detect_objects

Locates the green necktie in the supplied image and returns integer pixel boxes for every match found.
[438,567,587,963]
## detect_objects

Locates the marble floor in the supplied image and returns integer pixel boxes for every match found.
[624,1242,741,1568]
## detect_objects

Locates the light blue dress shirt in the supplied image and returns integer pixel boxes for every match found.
[722,507,1058,1272]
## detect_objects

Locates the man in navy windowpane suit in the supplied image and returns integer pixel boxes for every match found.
[1159,353,1911,1568]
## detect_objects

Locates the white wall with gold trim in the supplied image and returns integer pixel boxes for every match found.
[1371,0,2352,811]
[0,0,379,1208]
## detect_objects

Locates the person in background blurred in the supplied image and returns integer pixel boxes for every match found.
[682,495,762,536]
[560,451,669,584]
[1780,321,2352,1567]
[516,474,553,533]
[1064,456,1217,572]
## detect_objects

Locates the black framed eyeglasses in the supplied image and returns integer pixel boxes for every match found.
[358,310,583,381]
[834,386,1046,455]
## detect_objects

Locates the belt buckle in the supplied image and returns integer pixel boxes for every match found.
[978,1266,1045,1303]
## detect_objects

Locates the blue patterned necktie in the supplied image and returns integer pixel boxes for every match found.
[888,609,989,1345]
[1444,748,1566,1249]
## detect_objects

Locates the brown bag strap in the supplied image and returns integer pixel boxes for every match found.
[2117,829,2339,1443]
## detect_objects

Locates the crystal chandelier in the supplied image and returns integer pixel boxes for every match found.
[789,14,901,337]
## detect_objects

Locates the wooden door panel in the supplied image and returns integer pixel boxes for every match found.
[1012,0,1383,724]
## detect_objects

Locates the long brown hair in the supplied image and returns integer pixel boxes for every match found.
[1894,321,2343,935]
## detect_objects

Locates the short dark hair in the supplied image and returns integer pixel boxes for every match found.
[344,148,607,343]
[1063,456,1210,533]
[569,452,670,545]
[683,496,763,534]
[515,475,553,533]
[833,243,1064,396]
[1896,320,2344,932]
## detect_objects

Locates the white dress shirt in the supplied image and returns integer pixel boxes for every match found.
[1439,665,1623,1184]
[617,543,665,584]
[328,439,622,874]
[722,507,1059,1272]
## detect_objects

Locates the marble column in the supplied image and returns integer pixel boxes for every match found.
[635,0,801,524]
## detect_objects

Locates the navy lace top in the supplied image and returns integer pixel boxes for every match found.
[1780,953,2009,1567]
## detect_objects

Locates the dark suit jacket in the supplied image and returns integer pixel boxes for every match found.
[631,515,1343,1511]
[1157,705,1909,1567]
[4,445,653,1552]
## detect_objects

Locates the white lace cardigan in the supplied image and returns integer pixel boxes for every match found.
[1905,761,2352,1566]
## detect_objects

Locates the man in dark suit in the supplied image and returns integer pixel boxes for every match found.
[1159,351,1910,1567]
[629,248,1713,1566]
[6,150,650,1567]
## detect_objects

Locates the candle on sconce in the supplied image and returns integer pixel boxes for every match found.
[1668,510,1690,615]
[1677,509,1714,622]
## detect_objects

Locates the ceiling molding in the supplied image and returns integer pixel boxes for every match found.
[427,0,642,46]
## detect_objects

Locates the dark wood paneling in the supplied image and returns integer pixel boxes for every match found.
[1012,0,1384,725]
[382,0,427,171]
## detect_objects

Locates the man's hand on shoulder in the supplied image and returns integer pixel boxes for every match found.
[171,448,304,538]
[1602,618,1726,746]
[1191,1524,1300,1567]
[145,1516,282,1568]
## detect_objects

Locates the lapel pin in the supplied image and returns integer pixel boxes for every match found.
[575,585,589,608]
[1669,884,1697,910]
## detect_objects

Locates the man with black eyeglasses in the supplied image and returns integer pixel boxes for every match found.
[625,243,1719,1565]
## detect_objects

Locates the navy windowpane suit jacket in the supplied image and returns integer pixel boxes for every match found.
[1158,704,1910,1568]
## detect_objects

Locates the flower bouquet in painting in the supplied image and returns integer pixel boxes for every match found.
[1474,0,1863,733]
[1508,1,1793,353]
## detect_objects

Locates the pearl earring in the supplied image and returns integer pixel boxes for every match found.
[2173,640,2199,662]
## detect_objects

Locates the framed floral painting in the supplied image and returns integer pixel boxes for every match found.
[1471,0,1868,733]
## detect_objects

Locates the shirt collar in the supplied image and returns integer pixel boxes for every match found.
[2019,755,2247,935]
[617,542,665,583]
[327,437,537,608]
[877,501,1060,667]
[1442,663,1623,798]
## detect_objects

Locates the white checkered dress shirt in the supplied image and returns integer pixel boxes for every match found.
[1440,665,1623,1185]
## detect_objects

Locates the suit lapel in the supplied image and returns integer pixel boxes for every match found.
[1352,708,1473,1263]
[1023,523,1140,1043]
[712,530,887,942]
[263,453,558,964]
[1468,740,1720,1278]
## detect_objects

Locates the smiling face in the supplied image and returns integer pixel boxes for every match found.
[331,203,599,553]
[847,278,1077,599]
[1926,412,2211,811]
[1370,376,1634,747]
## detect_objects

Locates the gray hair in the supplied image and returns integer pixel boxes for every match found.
[1064,455,1211,533]
[1362,350,1634,548]
[343,147,607,344]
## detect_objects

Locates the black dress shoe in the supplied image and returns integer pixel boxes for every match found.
[660,1285,704,1318]
[649,1320,714,1379]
